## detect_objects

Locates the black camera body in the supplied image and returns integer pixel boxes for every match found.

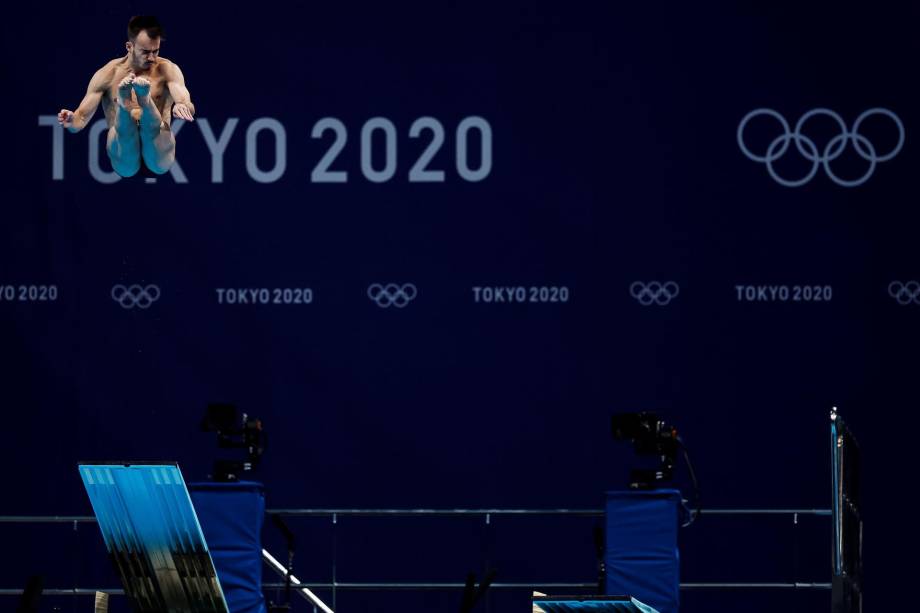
[201,403,265,482]
[611,412,679,489]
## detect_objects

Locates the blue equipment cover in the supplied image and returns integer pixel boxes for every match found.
[532,596,660,613]
[605,490,681,613]
[78,463,229,613]
[189,481,268,613]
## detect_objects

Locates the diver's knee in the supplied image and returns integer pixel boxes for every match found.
[113,161,140,178]
[149,150,175,174]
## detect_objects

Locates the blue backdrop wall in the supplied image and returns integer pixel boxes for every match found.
[1,1,917,611]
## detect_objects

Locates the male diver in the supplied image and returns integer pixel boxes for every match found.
[58,15,195,177]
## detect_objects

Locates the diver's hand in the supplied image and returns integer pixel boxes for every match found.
[57,109,75,129]
[173,103,194,121]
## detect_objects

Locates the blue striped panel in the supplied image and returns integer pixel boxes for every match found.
[79,464,229,613]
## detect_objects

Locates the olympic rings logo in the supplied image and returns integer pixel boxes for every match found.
[111,284,161,309]
[888,281,920,305]
[630,281,680,306]
[737,108,904,187]
[368,283,418,308]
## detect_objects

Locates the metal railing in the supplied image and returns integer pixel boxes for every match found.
[1,506,832,601]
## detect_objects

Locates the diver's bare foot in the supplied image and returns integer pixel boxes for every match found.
[117,74,136,108]
[133,77,152,105]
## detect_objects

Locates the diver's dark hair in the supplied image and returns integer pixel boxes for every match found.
[127,15,165,41]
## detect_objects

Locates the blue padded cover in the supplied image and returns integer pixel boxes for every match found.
[605,490,681,613]
[189,481,268,613]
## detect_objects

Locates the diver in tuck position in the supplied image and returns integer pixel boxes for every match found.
[58,15,195,177]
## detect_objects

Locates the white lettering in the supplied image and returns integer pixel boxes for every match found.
[198,118,239,183]
[38,116,64,180]
[246,118,287,183]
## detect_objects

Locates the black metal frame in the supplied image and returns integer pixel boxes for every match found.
[830,408,862,613]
